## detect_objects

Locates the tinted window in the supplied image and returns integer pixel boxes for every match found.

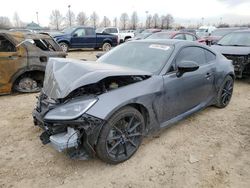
[0,36,16,52]
[185,34,196,41]
[218,32,250,46]
[110,28,118,33]
[173,34,185,40]
[74,29,86,37]
[97,42,174,73]
[176,47,206,66]
[85,28,95,35]
[205,49,216,62]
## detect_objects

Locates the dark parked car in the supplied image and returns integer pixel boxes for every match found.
[53,26,118,52]
[33,40,234,164]
[212,30,250,78]
[146,31,205,44]
[204,27,248,46]
[131,29,162,40]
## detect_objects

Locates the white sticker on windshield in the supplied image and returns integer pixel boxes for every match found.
[149,44,170,51]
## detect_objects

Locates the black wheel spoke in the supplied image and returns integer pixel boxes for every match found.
[128,115,135,128]
[108,140,122,154]
[128,133,142,138]
[128,139,137,148]
[123,143,128,156]
[128,122,141,133]
[115,144,121,158]
[108,135,121,141]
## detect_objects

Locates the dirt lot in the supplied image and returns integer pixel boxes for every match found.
[0,51,250,188]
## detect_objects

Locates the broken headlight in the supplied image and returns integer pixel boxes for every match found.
[44,98,97,121]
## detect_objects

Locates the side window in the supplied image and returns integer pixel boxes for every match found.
[104,28,111,33]
[185,34,196,41]
[176,47,206,66]
[0,35,16,52]
[110,28,118,33]
[85,28,95,35]
[74,29,86,37]
[205,49,216,63]
[173,34,185,40]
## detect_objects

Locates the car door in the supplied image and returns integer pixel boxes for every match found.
[70,28,96,48]
[0,34,27,94]
[160,46,215,124]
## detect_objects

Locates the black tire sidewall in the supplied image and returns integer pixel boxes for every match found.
[96,106,145,164]
[216,75,234,108]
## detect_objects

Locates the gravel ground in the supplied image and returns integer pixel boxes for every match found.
[0,51,249,188]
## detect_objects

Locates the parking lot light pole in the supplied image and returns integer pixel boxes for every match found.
[68,5,72,27]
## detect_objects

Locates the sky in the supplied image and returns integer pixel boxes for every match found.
[1,0,250,26]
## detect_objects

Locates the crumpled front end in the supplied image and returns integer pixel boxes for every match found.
[33,92,105,159]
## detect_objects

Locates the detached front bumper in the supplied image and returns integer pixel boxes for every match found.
[33,107,105,159]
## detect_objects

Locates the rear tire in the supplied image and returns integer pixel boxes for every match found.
[59,42,69,52]
[102,42,112,52]
[96,106,144,164]
[215,75,234,108]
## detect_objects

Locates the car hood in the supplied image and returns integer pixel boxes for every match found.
[43,58,152,99]
[211,45,250,55]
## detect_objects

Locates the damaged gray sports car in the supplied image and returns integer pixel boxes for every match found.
[33,40,235,164]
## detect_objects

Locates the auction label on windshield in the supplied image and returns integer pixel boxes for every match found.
[149,44,170,51]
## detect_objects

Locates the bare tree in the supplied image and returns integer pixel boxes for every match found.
[120,13,129,30]
[146,14,152,28]
[66,9,75,27]
[13,12,21,28]
[165,14,174,29]
[90,12,99,28]
[152,13,160,28]
[160,14,174,29]
[101,16,111,27]
[50,10,64,30]
[77,12,88,26]
[113,17,118,27]
[130,11,138,30]
[0,17,11,29]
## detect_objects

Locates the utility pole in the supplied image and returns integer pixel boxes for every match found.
[68,5,72,27]
[36,12,39,25]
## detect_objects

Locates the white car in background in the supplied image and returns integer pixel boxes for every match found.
[96,27,134,43]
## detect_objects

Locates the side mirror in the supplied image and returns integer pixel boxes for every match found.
[96,52,105,59]
[73,33,78,37]
[176,61,199,77]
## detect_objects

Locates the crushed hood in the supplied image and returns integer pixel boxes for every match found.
[211,45,250,55]
[43,58,152,99]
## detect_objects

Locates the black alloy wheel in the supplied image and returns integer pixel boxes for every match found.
[215,75,234,108]
[96,107,144,164]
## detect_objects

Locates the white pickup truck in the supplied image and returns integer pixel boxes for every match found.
[96,27,134,43]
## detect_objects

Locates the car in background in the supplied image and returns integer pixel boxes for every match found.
[204,27,248,46]
[179,28,197,35]
[33,40,234,164]
[196,26,217,38]
[146,31,205,44]
[211,30,250,78]
[0,31,66,95]
[96,27,134,43]
[53,26,118,52]
[130,29,162,40]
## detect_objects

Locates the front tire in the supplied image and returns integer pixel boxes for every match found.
[215,75,234,108]
[96,106,144,164]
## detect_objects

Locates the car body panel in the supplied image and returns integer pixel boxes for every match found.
[0,31,66,95]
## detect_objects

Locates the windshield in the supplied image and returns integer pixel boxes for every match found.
[62,27,77,34]
[97,42,173,73]
[211,29,235,36]
[147,32,172,39]
[217,32,250,46]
